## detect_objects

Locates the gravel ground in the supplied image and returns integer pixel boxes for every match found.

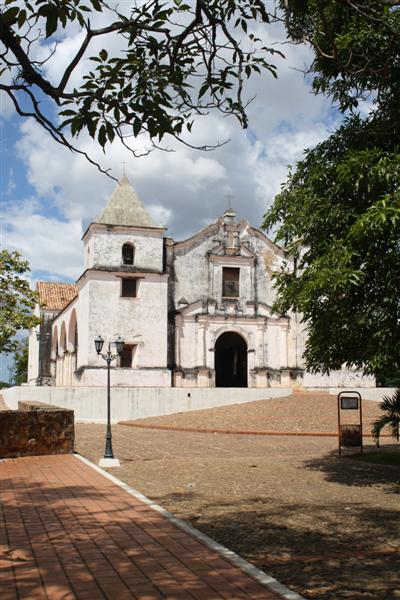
[75,393,400,600]
[127,392,384,433]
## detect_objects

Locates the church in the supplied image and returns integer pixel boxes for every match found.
[27,176,367,389]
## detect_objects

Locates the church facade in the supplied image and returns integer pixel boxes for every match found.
[28,176,369,389]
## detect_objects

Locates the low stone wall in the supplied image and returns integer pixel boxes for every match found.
[0,401,74,458]
[2,387,293,424]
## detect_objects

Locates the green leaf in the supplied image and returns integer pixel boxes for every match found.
[59,109,77,116]
[45,9,58,38]
[17,8,26,28]
[90,0,103,10]
[106,121,115,143]
[2,6,19,23]
[198,83,208,99]
[98,124,107,148]
[133,118,141,137]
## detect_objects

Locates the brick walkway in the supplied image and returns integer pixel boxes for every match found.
[0,455,291,600]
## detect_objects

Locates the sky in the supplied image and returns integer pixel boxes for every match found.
[0,8,342,381]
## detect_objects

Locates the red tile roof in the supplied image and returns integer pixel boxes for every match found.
[37,281,79,312]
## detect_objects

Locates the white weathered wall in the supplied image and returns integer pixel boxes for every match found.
[51,271,169,387]
[86,273,168,369]
[326,387,395,401]
[77,368,171,387]
[304,370,375,388]
[245,230,284,307]
[173,220,302,380]
[3,386,293,423]
[174,236,212,304]
[27,304,40,383]
[86,228,164,272]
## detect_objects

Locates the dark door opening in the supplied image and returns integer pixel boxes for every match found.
[215,332,248,387]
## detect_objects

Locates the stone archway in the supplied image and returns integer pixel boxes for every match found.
[215,331,248,387]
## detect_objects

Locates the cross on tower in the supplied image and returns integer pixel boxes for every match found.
[224,192,233,211]
[122,161,126,176]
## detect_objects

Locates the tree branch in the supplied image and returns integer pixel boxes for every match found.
[0,17,59,100]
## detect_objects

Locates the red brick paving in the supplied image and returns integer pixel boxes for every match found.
[0,454,287,599]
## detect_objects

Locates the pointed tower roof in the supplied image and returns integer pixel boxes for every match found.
[97,175,156,228]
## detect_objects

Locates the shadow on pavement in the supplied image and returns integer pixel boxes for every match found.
[151,492,400,600]
[302,446,400,494]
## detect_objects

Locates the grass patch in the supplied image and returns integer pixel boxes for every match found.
[356,449,400,466]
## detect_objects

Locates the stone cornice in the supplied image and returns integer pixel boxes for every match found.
[208,254,255,266]
[82,222,166,242]
[77,267,168,284]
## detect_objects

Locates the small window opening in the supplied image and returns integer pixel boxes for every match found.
[122,243,134,265]
[222,267,240,297]
[121,278,137,297]
[120,344,135,368]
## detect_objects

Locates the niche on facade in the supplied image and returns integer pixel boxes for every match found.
[122,243,135,265]
[119,344,136,368]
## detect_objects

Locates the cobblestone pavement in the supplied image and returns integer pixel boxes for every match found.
[75,394,400,600]
[0,454,288,600]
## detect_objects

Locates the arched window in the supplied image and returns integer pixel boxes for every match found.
[122,243,134,265]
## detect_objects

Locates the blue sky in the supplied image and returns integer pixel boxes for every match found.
[0,16,342,382]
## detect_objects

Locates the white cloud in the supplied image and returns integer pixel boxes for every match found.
[3,200,83,280]
[6,167,16,196]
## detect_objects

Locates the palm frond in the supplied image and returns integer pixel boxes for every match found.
[372,415,393,440]
[379,388,400,416]
[373,388,400,445]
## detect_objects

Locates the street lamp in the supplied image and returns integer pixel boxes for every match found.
[95,335,124,468]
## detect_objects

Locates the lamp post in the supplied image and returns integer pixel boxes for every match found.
[95,335,124,468]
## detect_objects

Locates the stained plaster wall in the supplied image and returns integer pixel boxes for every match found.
[77,367,171,387]
[84,272,168,371]
[173,222,290,312]
[174,236,212,304]
[242,227,285,307]
[173,221,300,383]
[84,227,164,272]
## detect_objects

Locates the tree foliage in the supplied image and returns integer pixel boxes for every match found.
[264,1,400,378]
[13,338,29,386]
[0,0,282,173]
[0,250,39,354]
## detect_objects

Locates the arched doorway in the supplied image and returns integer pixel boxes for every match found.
[215,332,248,387]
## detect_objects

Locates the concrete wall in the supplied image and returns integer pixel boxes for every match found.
[3,386,293,424]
